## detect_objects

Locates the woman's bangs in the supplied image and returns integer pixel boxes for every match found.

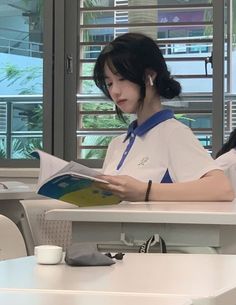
[106,56,118,75]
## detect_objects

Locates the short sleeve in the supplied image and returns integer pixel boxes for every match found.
[168,124,221,182]
[215,149,236,170]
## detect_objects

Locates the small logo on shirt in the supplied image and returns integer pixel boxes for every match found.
[138,157,149,166]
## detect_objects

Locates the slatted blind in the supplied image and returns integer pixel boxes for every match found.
[77,0,215,160]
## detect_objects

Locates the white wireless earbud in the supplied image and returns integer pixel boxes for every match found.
[148,75,153,86]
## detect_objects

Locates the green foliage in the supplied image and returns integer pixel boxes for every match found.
[81,63,100,93]
[82,135,112,159]
[82,102,130,129]
[0,60,43,159]
[81,101,131,159]
[21,138,43,158]
[0,132,43,160]
[174,114,194,122]
[27,104,43,130]
[11,138,25,159]
[11,137,43,159]
[0,63,42,95]
[0,139,6,159]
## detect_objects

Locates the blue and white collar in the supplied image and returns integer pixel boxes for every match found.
[124,109,174,141]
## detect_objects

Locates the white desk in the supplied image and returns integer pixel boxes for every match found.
[46,200,236,254]
[1,254,236,305]
[0,186,37,201]
[0,291,192,305]
[0,185,39,219]
[0,186,40,225]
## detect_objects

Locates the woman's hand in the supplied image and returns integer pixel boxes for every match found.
[98,175,147,201]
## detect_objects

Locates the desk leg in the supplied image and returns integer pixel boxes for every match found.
[219,225,236,254]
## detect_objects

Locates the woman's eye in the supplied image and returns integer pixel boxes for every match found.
[106,82,112,88]
[119,78,125,81]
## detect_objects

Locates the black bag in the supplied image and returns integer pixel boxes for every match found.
[65,243,124,266]
[139,234,167,253]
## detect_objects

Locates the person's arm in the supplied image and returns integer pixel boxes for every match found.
[98,169,234,202]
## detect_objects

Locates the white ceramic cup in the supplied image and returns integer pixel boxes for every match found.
[34,245,63,265]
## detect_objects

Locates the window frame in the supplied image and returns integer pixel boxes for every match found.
[63,0,228,167]
[1,0,235,167]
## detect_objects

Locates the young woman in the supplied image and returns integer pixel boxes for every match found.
[93,32,234,202]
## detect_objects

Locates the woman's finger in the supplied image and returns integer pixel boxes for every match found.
[95,181,122,193]
[98,175,123,185]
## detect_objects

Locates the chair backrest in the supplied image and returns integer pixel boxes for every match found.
[20,199,76,255]
[0,215,27,260]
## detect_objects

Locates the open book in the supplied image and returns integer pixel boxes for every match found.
[32,150,121,207]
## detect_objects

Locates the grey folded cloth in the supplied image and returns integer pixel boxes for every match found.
[65,243,115,266]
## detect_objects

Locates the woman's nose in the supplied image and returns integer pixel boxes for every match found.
[110,83,121,98]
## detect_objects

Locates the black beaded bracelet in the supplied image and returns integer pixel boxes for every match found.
[145,180,152,202]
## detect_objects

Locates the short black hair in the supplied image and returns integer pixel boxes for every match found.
[93,32,181,118]
[216,128,236,158]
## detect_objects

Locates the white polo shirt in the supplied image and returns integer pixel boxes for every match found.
[103,109,219,183]
[215,148,236,196]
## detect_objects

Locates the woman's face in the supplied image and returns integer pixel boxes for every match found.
[104,63,140,114]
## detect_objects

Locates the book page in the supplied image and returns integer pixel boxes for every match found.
[33,150,68,185]
[56,161,102,180]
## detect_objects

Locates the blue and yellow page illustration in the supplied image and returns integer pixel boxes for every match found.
[38,174,121,207]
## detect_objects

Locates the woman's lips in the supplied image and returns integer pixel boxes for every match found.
[116,99,127,106]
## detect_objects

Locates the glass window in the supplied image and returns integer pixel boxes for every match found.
[76,0,217,160]
[0,0,43,160]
